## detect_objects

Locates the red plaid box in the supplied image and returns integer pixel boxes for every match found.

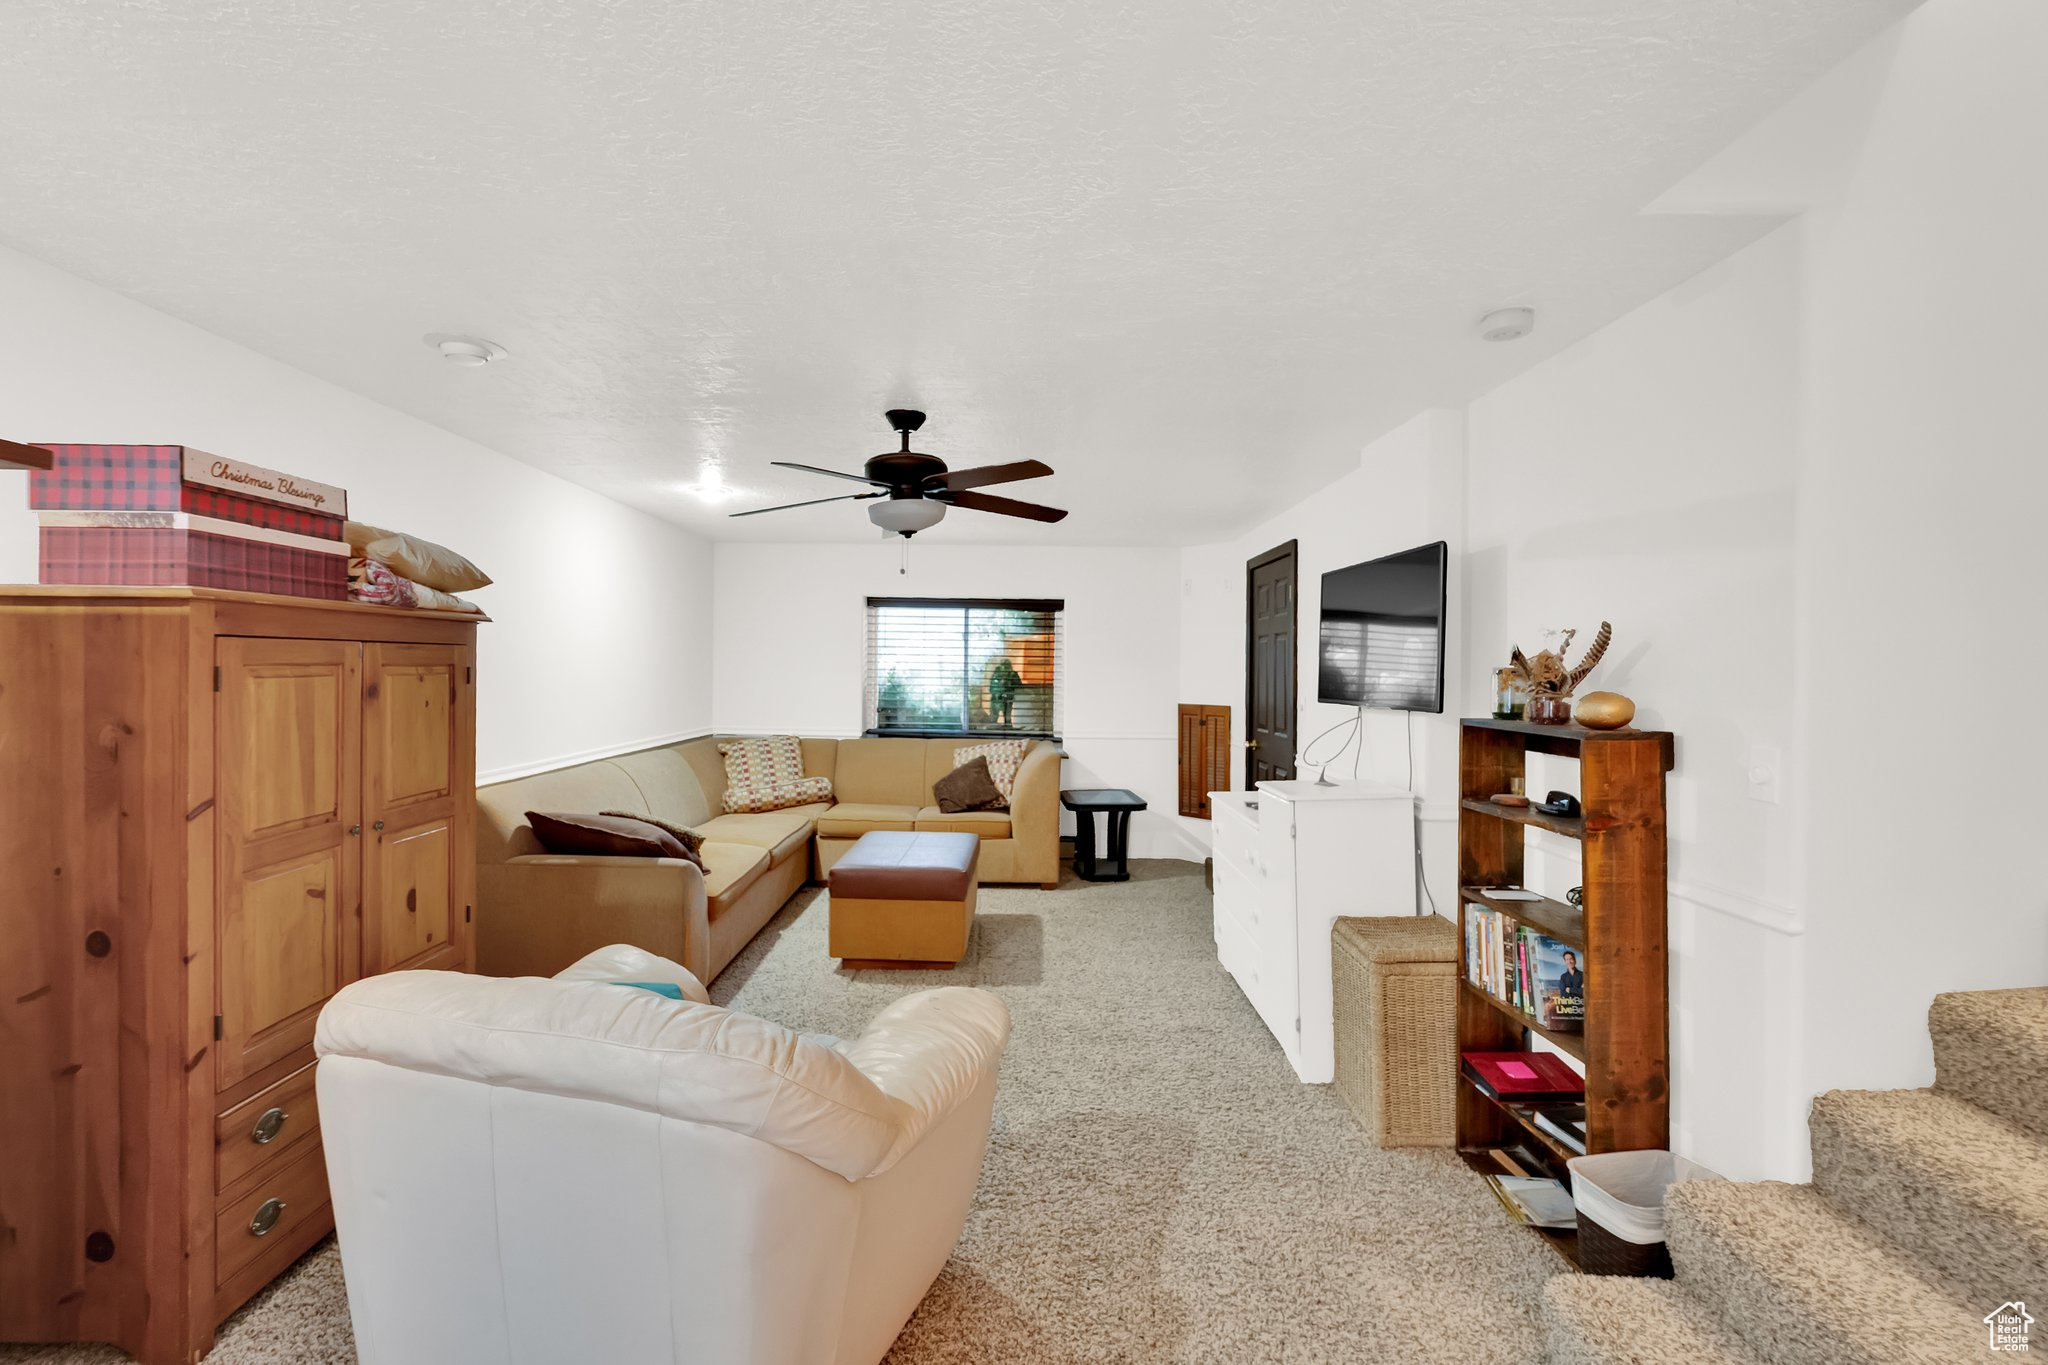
[27,445,347,538]
[40,527,349,600]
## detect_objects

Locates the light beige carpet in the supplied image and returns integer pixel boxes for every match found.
[6,860,1562,1364]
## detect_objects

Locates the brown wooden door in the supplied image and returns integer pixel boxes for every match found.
[216,638,361,1090]
[361,643,471,976]
[1245,541,1298,785]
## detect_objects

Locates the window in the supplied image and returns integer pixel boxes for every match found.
[865,598,1063,737]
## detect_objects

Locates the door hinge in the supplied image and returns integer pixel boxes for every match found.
[212,665,221,692]
[213,1014,223,1040]
[464,904,472,924]
[465,665,472,684]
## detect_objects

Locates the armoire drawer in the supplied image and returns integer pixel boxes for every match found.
[215,1140,331,1288]
[216,1061,321,1200]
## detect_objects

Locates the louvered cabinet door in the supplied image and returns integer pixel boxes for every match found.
[215,638,361,1089]
[361,643,473,976]
[1177,703,1231,817]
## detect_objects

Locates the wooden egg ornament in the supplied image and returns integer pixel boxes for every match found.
[1575,691,1636,730]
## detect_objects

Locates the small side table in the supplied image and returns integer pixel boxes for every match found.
[1060,788,1147,882]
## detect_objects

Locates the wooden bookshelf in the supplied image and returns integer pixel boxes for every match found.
[1456,717,1673,1265]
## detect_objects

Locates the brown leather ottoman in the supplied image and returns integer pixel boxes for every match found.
[827,831,980,969]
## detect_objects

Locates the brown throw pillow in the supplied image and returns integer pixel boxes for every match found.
[601,810,707,871]
[527,811,690,861]
[933,757,1005,814]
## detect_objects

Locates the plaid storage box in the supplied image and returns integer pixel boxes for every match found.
[40,527,348,600]
[27,444,347,538]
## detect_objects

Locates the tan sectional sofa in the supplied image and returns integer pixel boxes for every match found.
[475,734,1060,984]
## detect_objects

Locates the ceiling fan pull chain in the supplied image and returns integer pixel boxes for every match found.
[900,536,909,575]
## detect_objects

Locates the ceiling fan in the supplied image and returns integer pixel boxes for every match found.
[731,409,1068,537]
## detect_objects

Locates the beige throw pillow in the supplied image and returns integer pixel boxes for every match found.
[719,736,833,813]
[343,520,492,593]
[954,739,1029,807]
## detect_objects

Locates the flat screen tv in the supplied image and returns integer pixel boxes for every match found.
[1317,540,1448,712]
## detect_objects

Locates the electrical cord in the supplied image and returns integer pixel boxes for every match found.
[1296,705,1363,778]
[1408,710,1437,917]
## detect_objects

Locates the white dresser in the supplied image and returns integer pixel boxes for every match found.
[1208,779,1418,1082]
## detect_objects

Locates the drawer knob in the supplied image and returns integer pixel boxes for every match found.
[249,1199,287,1237]
[250,1107,290,1145]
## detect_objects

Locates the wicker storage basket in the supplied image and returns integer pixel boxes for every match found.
[1331,915,1458,1147]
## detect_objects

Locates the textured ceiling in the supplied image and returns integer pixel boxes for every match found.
[0,0,1914,545]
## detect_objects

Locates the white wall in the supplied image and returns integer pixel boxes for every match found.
[0,243,714,781]
[1465,226,1809,1181]
[710,540,1201,859]
[1780,0,2048,1116]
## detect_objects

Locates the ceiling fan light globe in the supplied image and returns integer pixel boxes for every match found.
[868,499,945,535]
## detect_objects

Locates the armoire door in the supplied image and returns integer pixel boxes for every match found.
[361,643,471,975]
[216,638,362,1090]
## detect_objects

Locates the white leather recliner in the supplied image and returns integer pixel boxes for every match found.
[314,944,1010,1365]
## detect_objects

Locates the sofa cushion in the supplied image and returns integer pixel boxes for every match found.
[953,739,1029,805]
[720,736,833,813]
[694,804,828,864]
[608,746,714,829]
[932,757,1005,813]
[478,762,646,862]
[527,811,689,860]
[913,807,1013,838]
[816,803,921,837]
[832,739,930,806]
[596,809,707,872]
[699,842,770,913]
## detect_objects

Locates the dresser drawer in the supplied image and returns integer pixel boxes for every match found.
[215,1140,330,1288]
[217,1061,320,1200]
[1212,800,1257,873]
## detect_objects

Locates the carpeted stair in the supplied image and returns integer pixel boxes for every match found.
[1545,986,2048,1364]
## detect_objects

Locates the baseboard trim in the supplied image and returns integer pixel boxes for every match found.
[479,726,713,786]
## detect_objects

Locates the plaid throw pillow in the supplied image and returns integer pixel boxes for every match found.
[954,739,1030,807]
[718,736,833,813]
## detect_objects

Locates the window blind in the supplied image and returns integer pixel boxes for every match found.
[865,598,1064,737]
[1317,614,1438,710]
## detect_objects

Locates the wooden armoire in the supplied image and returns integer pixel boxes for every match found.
[0,587,481,1364]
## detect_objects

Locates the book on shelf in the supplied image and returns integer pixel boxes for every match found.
[1528,1106,1588,1156]
[1462,901,1584,1031]
[1484,1173,1576,1230]
[1527,930,1585,1033]
[1462,1050,1586,1103]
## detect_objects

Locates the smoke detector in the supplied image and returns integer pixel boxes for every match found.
[1478,307,1535,342]
[423,333,508,366]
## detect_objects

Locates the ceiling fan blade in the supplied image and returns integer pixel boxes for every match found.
[925,459,1054,493]
[934,489,1069,523]
[770,460,892,488]
[730,492,882,518]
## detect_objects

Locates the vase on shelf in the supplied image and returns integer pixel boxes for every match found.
[1526,692,1572,725]
[1493,667,1527,720]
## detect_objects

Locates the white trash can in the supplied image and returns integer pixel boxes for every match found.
[1566,1150,1722,1276]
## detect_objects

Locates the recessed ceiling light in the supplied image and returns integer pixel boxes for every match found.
[686,462,737,503]
[423,333,508,366]
[1478,307,1535,342]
